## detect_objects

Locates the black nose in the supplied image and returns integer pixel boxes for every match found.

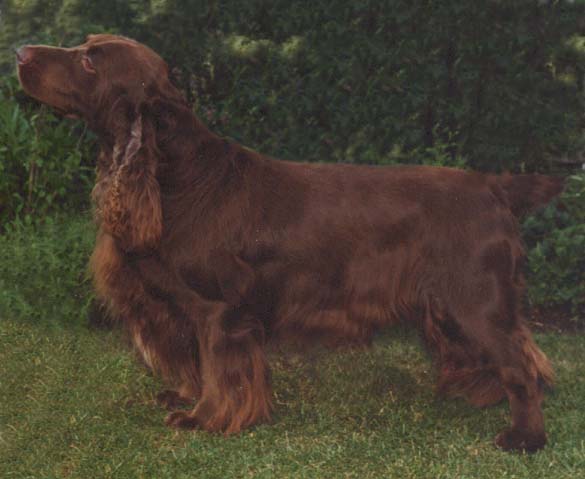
[15,46,33,65]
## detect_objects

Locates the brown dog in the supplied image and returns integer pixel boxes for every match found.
[17,34,564,452]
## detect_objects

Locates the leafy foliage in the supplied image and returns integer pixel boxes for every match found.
[0,77,94,228]
[524,172,585,314]
[1,0,583,171]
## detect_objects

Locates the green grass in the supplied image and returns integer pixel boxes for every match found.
[1,323,584,478]
[1,218,584,478]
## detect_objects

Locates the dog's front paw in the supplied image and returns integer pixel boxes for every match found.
[156,390,195,410]
[495,428,547,453]
[165,410,200,430]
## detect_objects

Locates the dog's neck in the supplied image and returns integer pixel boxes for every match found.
[154,107,253,212]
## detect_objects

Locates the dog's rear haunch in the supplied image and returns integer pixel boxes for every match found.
[17,34,565,452]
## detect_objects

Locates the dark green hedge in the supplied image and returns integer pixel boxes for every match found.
[1,0,584,171]
[524,173,585,314]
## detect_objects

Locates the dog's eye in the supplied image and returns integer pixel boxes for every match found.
[81,54,96,73]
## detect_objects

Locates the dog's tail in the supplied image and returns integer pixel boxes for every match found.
[493,173,565,219]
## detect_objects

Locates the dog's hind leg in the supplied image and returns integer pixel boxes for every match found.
[423,300,506,409]
[491,325,552,453]
[425,239,553,452]
[426,295,551,452]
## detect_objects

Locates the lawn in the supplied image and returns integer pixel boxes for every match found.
[1,219,584,478]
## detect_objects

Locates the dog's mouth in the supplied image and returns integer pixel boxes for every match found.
[19,75,82,119]
[47,99,83,120]
[51,104,79,119]
[51,88,84,118]
[16,49,82,119]
[62,110,81,120]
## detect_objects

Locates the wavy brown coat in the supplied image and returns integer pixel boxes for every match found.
[17,34,565,452]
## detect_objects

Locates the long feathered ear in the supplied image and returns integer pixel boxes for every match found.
[101,102,162,252]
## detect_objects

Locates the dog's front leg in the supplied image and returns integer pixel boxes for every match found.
[165,302,273,434]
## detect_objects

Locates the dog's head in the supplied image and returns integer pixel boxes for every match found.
[16,34,187,252]
[16,34,181,124]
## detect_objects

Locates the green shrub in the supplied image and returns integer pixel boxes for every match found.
[0,77,94,230]
[524,173,585,315]
[1,0,583,173]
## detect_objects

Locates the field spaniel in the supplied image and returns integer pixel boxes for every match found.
[17,34,564,452]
